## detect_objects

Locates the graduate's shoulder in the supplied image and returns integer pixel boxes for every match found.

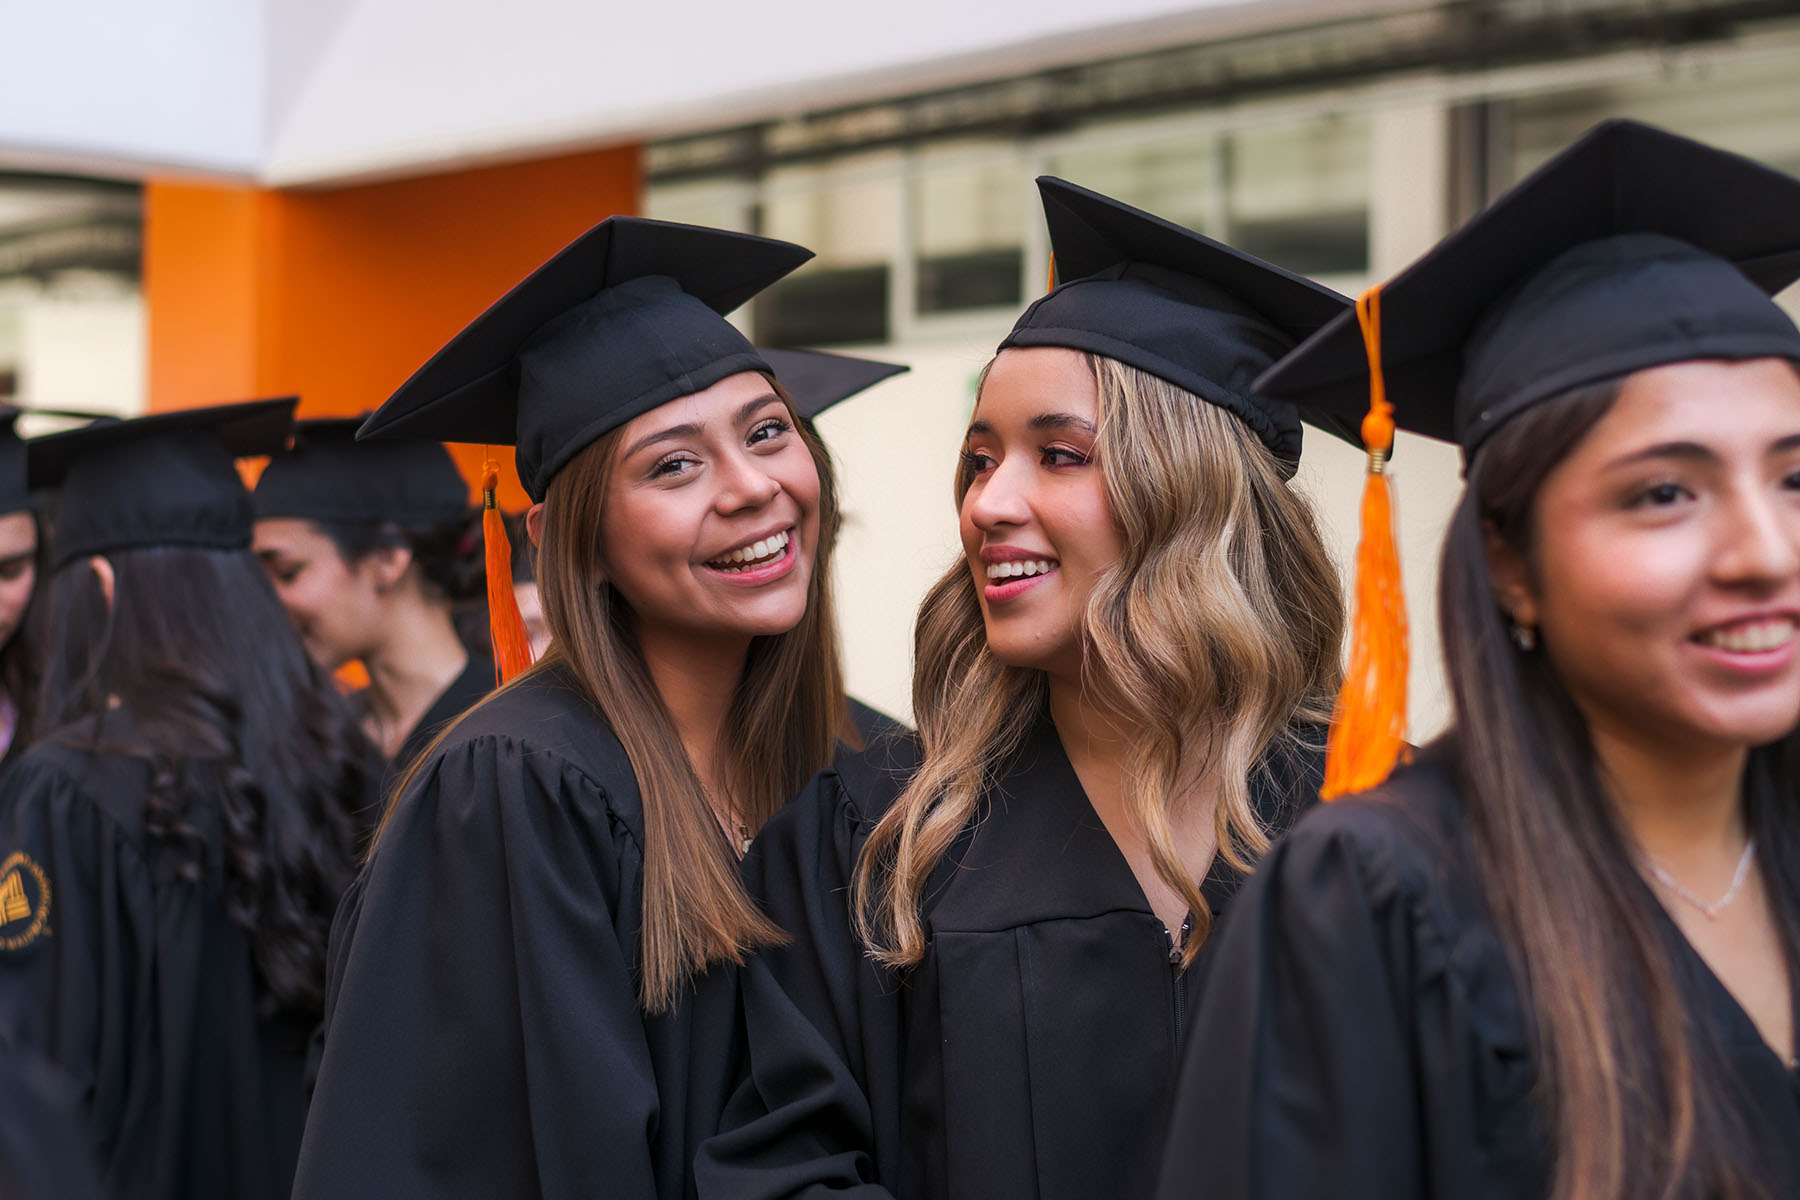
[818,727,923,828]
[424,661,631,782]
[392,662,641,831]
[1269,738,1471,908]
[756,728,921,857]
[1,719,158,843]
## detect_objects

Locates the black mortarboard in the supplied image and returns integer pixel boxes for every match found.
[0,409,35,517]
[28,398,296,568]
[1257,119,1800,458]
[357,215,814,501]
[758,348,909,421]
[254,416,470,527]
[0,405,112,517]
[998,176,1356,476]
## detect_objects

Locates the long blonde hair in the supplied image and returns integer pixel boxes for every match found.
[386,381,847,1012]
[855,354,1343,969]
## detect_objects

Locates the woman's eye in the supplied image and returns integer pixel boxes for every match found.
[0,559,29,582]
[1628,481,1691,509]
[651,455,697,480]
[748,418,792,446]
[961,449,996,474]
[1041,445,1088,468]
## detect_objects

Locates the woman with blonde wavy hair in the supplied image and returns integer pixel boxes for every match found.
[697,179,1351,1200]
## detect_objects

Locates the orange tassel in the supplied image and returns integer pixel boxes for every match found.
[1322,287,1411,799]
[480,457,535,684]
[1046,253,1057,294]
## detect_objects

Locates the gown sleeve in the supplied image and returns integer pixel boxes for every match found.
[1156,802,1437,1200]
[0,755,156,1175]
[694,767,903,1199]
[291,733,663,1200]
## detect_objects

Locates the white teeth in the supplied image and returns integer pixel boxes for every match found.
[711,530,790,572]
[985,558,1056,581]
[1700,619,1795,653]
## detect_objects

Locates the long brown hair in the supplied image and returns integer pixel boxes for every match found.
[855,354,1343,968]
[386,380,847,1012]
[1442,380,1800,1200]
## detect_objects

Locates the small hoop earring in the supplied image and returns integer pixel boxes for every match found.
[1509,620,1537,652]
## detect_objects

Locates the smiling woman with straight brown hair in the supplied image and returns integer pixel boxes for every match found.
[1158,119,1800,1200]
[292,216,854,1200]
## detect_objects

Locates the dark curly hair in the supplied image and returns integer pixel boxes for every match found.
[36,546,375,1024]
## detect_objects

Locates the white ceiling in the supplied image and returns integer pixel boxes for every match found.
[0,0,1384,187]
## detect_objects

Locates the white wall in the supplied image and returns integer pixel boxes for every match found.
[812,338,992,723]
[0,0,264,177]
[16,292,146,418]
[0,0,1408,184]
[260,0,1316,183]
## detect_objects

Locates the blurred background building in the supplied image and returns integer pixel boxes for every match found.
[6,0,1798,732]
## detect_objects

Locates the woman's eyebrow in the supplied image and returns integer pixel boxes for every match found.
[622,394,786,462]
[623,421,701,462]
[1027,412,1097,434]
[1606,432,1800,470]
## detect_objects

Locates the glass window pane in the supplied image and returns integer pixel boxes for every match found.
[913,142,1025,314]
[1224,115,1370,277]
[1045,130,1216,234]
[757,154,899,346]
[642,179,752,233]
[1507,54,1800,180]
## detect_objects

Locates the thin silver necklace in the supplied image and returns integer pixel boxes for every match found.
[1642,838,1757,921]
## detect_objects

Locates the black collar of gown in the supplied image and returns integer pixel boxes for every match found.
[927,715,1321,936]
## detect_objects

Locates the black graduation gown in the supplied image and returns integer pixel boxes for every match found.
[0,1050,107,1200]
[845,698,905,750]
[374,652,496,791]
[0,731,319,1200]
[1154,744,1800,1200]
[292,661,742,1200]
[696,716,1325,1200]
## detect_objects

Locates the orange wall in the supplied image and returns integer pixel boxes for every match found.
[144,146,642,508]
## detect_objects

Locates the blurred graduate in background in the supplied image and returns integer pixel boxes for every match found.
[253,418,492,785]
[0,407,53,764]
[0,399,376,1200]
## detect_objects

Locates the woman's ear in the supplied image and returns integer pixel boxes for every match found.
[525,502,546,549]
[87,555,115,608]
[1482,522,1539,629]
[369,545,415,594]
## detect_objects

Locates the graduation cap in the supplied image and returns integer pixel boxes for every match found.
[1262,119,1800,801]
[357,215,813,502]
[0,404,114,517]
[0,410,28,517]
[998,176,1356,477]
[27,397,296,569]
[356,215,813,681]
[1258,119,1800,457]
[758,347,909,422]
[254,416,470,527]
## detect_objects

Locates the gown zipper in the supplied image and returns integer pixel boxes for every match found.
[1167,915,1193,1046]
